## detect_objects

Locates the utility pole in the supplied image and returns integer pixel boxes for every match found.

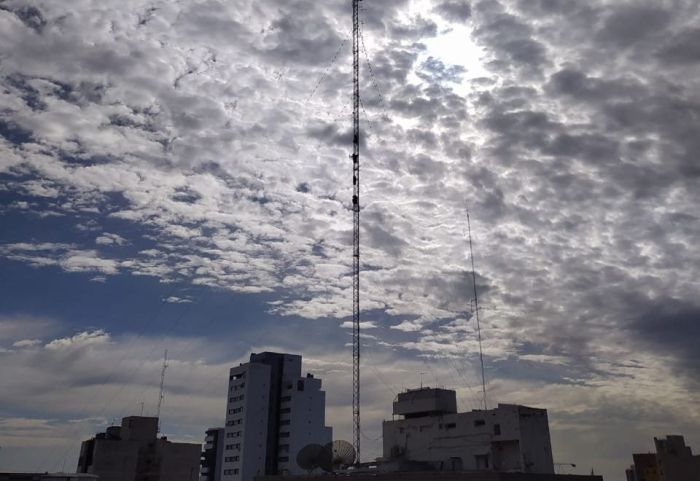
[351,0,362,465]
[156,349,168,433]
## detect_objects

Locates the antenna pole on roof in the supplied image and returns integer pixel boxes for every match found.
[156,349,168,433]
[467,210,487,410]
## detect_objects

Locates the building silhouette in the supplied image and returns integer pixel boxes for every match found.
[201,427,225,481]
[625,435,700,481]
[382,388,555,474]
[220,352,332,481]
[76,416,201,481]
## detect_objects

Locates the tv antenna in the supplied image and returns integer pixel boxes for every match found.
[351,0,362,464]
[156,349,168,433]
[466,210,487,410]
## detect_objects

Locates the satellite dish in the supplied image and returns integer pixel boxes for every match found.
[327,440,356,467]
[296,443,325,471]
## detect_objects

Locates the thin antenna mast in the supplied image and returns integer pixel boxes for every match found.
[466,211,487,410]
[351,0,361,464]
[156,349,168,433]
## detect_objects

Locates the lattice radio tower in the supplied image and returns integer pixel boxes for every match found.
[351,0,361,464]
[156,349,168,433]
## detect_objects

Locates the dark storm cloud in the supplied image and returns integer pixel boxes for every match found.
[0,3,46,33]
[596,5,672,48]
[629,299,700,382]
[657,27,700,64]
[433,0,471,23]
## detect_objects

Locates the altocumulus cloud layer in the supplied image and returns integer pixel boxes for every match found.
[1,0,700,479]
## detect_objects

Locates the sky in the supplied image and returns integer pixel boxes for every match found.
[0,0,699,479]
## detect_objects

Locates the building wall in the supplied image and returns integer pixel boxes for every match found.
[159,438,202,481]
[516,406,554,474]
[282,375,332,475]
[223,361,271,481]
[654,435,700,481]
[76,416,200,481]
[201,427,225,481]
[383,403,554,474]
[220,353,332,481]
[86,438,140,481]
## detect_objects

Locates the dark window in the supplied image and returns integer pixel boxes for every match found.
[280,408,291,414]
[279,432,290,438]
[279,444,289,452]
[279,456,289,462]
[281,395,292,402]
[280,420,290,426]
[445,423,456,429]
[297,380,305,391]
[494,424,501,435]
[474,419,485,427]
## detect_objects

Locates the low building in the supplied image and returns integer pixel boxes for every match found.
[382,388,554,474]
[625,435,700,481]
[255,472,603,481]
[201,427,225,481]
[0,474,97,481]
[76,415,201,481]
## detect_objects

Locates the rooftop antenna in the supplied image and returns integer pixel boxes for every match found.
[156,349,168,433]
[351,0,362,464]
[466,209,487,410]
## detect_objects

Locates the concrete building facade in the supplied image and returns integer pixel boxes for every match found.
[76,416,201,481]
[382,388,554,474]
[201,427,225,481]
[221,352,332,481]
[626,435,700,481]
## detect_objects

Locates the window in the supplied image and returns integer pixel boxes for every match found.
[226,421,234,426]
[233,469,239,475]
[445,423,456,429]
[279,432,290,438]
[226,432,236,438]
[494,424,501,435]
[474,419,485,427]
[279,444,289,452]
[224,469,233,475]
[280,408,291,414]
[280,420,290,426]
[279,456,289,462]
[281,395,292,402]
[225,444,235,450]
[297,380,305,391]
[225,456,240,462]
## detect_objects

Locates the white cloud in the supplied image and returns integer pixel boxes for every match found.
[163,296,192,304]
[95,233,128,246]
[45,330,111,350]
[340,321,378,329]
[12,339,42,348]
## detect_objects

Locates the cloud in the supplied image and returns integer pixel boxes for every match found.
[339,321,378,329]
[12,338,42,348]
[95,233,128,246]
[164,296,193,304]
[44,330,111,350]
[1,0,700,478]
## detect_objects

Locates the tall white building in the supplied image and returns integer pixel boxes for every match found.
[221,352,332,481]
[382,387,554,474]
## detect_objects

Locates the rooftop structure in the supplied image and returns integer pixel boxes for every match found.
[76,415,201,481]
[383,388,554,474]
[625,435,700,481]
